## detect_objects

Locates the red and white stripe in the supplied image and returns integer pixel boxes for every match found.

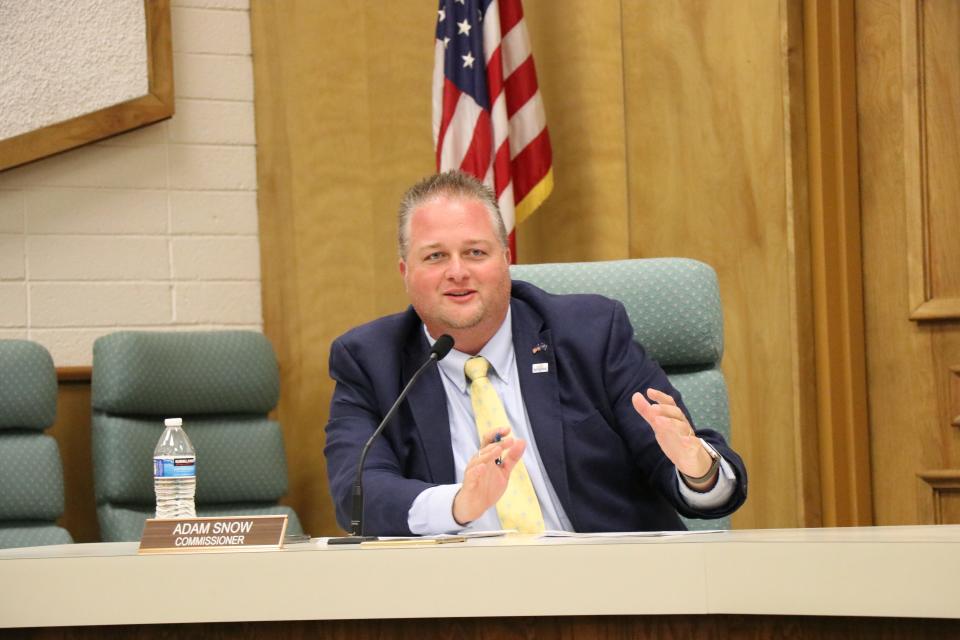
[432,0,553,255]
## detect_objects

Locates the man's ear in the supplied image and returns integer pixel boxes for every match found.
[399,259,408,288]
[504,247,512,265]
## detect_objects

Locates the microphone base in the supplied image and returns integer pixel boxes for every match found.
[327,535,379,545]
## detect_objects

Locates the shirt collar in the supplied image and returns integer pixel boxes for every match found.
[424,307,515,394]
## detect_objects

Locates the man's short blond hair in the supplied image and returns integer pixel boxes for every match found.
[397,170,508,259]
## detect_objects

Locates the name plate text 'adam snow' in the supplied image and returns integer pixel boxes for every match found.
[138,515,288,554]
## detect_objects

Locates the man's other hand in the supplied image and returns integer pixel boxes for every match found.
[632,388,714,483]
[452,428,526,525]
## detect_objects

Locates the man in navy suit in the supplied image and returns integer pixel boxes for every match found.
[325,171,747,536]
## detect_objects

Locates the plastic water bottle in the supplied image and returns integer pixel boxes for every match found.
[153,417,197,519]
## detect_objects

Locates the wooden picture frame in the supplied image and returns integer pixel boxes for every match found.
[0,0,173,172]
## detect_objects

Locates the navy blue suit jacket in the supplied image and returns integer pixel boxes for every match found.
[324,281,747,535]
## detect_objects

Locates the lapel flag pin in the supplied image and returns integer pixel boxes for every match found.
[532,342,549,354]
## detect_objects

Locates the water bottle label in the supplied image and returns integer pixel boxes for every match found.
[154,457,196,477]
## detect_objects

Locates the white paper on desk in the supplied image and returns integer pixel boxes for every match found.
[454,529,515,539]
[378,530,513,542]
[540,529,725,538]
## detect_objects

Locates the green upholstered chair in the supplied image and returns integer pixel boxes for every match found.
[0,340,73,548]
[91,331,303,541]
[510,258,732,530]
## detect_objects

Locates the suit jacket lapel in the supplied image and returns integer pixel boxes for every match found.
[511,299,573,519]
[402,330,455,484]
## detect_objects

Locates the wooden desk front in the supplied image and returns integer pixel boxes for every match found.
[1,525,958,637]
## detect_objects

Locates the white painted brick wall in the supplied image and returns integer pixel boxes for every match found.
[0,191,24,232]
[0,236,24,280]
[174,54,254,101]
[171,237,260,280]
[0,1,261,365]
[26,190,168,234]
[28,236,171,280]
[0,284,27,327]
[172,0,250,10]
[169,100,256,145]
[175,282,262,324]
[167,146,257,190]
[31,283,174,327]
[171,7,251,55]
[3,145,169,189]
[170,192,257,234]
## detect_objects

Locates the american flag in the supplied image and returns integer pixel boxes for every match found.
[433,0,553,257]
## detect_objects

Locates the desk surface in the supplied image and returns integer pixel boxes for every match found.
[1,525,958,628]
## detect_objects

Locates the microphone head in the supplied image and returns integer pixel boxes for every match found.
[431,334,455,361]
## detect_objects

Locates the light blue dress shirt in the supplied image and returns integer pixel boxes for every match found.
[408,308,735,535]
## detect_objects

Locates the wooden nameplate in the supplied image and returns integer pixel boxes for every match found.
[138,515,288,554]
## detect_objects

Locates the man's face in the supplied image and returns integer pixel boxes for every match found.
[399,194,511,353]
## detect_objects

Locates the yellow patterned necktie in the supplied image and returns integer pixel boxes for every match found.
[464,356,545,533]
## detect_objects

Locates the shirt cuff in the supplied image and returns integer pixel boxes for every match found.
[407,483,464,535]
[676,458,736,509]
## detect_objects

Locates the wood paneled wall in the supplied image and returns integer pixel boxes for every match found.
[251,0,819,536]
[514,2,630,263]
[620,0,815,529]
[251,3,436,537]
[50,375,98,542]
[803,0,872,526]
[858,0,960,525]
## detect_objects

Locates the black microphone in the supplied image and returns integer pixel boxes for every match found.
[328,334,455,544]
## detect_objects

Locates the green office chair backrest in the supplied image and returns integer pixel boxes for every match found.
[91,331,303,541]
[0,340,73,548]
[510,258,731,530]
